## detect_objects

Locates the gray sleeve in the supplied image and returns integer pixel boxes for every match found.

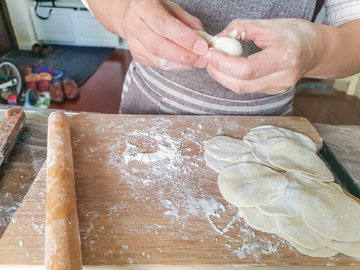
[81,0,93,13]
[325,0,360,27]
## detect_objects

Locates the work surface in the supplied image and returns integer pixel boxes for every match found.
[1,114,360,268]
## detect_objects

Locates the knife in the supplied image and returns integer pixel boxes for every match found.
[0,108,26,166]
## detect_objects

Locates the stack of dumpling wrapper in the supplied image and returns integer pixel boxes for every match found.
[204,125,360,258]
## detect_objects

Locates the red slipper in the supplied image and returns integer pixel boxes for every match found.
[38,72,52,92]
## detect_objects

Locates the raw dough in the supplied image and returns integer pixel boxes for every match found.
[204,152,230,173]
[218,163,288,207]
[243,125,317,151]
[275,216,332,250]
[286,237,338,258]
[267,139,326,176]
[252,137,286,171]
[240,207,281,235]
[292,166,334,182]
[257,172,340,217]
[302,188,360,242]
[256,175,305,217]
[327,182,344,194]
[204,136,252,162]
[328,240,360,258]
[243,127,287,149]
[196,31,243,56]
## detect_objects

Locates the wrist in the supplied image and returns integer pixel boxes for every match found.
[87,0,130,39]
[304,24,342,78]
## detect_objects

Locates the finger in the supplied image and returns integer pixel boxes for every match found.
[129,17,201,67]
[140,2,208,55]
[208,47,286,80]
[206,63,297,95]
[164,1,204,31]
[126,35,158,67]
[219,19,275,49]
[127,35,194,70]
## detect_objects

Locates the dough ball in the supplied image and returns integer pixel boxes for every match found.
[218,163,288,207]
[212,37,243,56]
[302,188,360,242]
[196,31,243,56]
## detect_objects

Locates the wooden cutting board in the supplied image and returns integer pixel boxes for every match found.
[1,114,359,268]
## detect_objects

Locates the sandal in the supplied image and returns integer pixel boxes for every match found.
[50,79,65,102]
[62,78,79,100]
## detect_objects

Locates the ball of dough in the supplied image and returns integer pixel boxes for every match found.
[196,31,243,57]
[212,37,243,56]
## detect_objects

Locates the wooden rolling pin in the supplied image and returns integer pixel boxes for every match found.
[46,112,82,270]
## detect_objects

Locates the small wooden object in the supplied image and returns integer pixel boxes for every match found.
[0,108,26,166]
[46,112,82,270]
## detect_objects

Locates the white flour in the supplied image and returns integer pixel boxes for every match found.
[104,117,287,263]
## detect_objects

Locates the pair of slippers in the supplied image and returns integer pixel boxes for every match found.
[25,72,52,92]
[50,79,79,102]
[32,44,53,57]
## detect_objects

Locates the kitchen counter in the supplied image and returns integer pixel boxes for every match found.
[0,105,359,240]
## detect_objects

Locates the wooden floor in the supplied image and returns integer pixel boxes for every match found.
[50,49,360,125]
[50,49,132,114]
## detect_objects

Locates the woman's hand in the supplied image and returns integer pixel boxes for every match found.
[205,19,318,95]
[88,0,209,70]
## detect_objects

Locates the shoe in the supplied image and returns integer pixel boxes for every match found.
[62,78,79,100]
[43,67,63,79]
[38,72,52,92]
[40,44,53,57]
[32,61,43,74]
[20,65,32,78]
[25,74,39,91]
[50,79,65,102]
[24,89,38,107]
[32,43,41,56]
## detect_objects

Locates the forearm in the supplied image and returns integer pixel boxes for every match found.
[306,19,360,79]
[87,0,130,38]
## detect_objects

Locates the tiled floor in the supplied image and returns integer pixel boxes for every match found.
[50,49,360,125]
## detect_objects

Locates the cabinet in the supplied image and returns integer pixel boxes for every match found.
[29,2,120,48]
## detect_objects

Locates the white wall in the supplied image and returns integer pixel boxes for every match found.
[5,0,84,50]
[6,0,37,50]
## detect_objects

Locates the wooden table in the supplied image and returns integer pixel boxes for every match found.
[0,113,359,268]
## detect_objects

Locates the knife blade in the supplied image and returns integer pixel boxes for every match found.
[0,108,26,166]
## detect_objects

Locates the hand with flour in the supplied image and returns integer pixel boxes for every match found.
[205,19,318,95]
[86,0,209,70]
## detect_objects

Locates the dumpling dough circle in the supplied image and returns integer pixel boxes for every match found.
[267,139,325,176]
[218,163,288,207]
[204,135,252,162]
[240,207,281,235]
[302,188,360,242]
[275,216,332,250]
[196,31,243,56]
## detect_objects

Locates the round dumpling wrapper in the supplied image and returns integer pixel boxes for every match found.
[204,136,252,162]
[302,188,360,242]
[218,163,288,207]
